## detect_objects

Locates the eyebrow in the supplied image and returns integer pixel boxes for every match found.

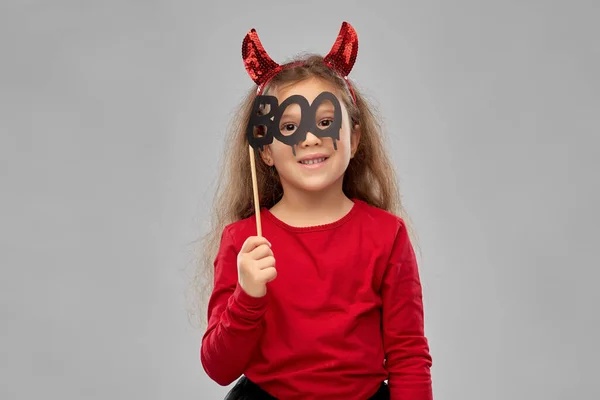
[316,105,335,113]
[280,104,335,118]
[280,110,300,121]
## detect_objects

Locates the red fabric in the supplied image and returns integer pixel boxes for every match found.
[200,199,433,399]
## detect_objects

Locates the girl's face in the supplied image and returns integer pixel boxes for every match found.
[260,77,360,195]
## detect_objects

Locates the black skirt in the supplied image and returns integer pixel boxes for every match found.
[224,376,390,400]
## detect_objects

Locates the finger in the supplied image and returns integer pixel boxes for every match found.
[255,256,275,270]
[240,236,271,254]
[257,267,277,283]
[249,244,273,260]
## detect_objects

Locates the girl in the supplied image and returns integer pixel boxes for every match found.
[197,22,433,399]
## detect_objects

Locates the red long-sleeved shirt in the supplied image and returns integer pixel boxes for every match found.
[200,199,433,399]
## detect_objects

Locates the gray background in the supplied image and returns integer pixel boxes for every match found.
[1,1,598,399]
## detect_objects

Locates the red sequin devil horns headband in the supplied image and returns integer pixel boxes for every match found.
[242,21,359,104]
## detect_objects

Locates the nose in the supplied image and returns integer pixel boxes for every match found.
[300,130,321,147]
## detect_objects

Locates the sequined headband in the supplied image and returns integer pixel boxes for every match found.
[241,21,359,104]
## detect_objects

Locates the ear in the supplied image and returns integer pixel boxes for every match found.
[259,145,274,165]
[350,123,361,158]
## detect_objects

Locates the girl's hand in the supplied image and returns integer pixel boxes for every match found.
[237,236,277,298]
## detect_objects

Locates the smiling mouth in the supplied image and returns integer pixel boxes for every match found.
[299,157,328,165]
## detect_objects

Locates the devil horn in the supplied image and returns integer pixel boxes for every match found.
[323,21,359,78]
[242,28,280,86]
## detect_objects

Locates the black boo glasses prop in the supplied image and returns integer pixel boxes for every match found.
[246,91,343,156]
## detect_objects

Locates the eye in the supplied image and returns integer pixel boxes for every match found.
[281,123,297,132]
[318,118,333,128]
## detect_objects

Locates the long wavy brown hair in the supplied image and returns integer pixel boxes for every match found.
[186,54,420,329]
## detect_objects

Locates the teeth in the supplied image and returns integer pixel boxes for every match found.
[300,157,326,165]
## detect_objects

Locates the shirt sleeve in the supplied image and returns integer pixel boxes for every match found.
[381,220,433,400]
[200,226,269,386]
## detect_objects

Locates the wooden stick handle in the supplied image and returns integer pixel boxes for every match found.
[248,145,262,237]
